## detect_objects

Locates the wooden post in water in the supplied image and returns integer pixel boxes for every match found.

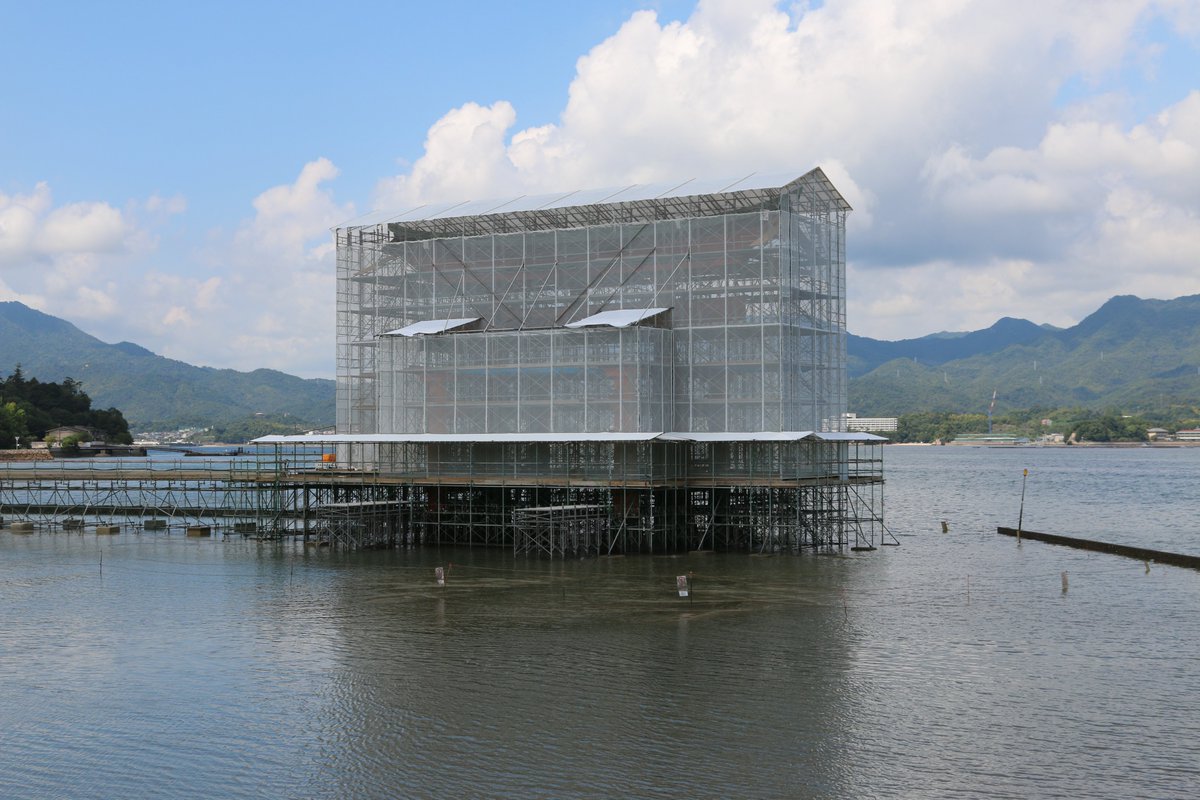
[1017,469,1029,540]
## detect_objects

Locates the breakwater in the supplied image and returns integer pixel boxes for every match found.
[0,449,52,462]
[997,526,1200,570]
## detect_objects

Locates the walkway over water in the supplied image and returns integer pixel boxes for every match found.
[0,445,888,555]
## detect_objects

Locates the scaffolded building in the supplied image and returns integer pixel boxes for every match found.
[264,168,885,553]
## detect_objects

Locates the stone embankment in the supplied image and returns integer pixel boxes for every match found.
[0,449,53,462]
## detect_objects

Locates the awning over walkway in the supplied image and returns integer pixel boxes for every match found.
[564,308,670,329]
[381,317,480,337]
[254,430,885,445]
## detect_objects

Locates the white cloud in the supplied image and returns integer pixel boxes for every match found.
[1,162,347,378]
[176,159,353,375]
[0,184,148,330]
[0,184,133,265]
[145,193,188,216]
[898,89,1200,332]
[379,0,1169,202]
[236,157,351,265]
[0,276,44,309]
[39,202,129,254]
[161,305,192,327]
[376,102,521,208]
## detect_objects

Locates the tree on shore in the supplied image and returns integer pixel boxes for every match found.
[0,365,132,448]
[883,406,1155,443]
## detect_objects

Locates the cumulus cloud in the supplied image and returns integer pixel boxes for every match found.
[236,157,351,265]
[376,102,522,208]
[39,202,129,254]
[373,0,1198,340]
[0,183,134,265]
[189,159,356,375]
[0,183,148,327]
[906,89,1200,333]
[378,0,1169,203]
[60,159,353,377]
[1,161,349,378]
[145,193,188,216]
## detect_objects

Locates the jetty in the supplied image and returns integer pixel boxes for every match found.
[0,439,891,554]
[997,526,1200,571]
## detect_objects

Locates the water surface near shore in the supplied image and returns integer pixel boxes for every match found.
[1,445,1198,798]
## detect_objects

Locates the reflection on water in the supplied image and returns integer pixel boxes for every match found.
[1,446,1199,798]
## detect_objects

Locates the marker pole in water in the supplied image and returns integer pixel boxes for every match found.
[1061,571,1069,594]
[435,566,445,586]
[676,575,689,598]
[1017,468,1029,540]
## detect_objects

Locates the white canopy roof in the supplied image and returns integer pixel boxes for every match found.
[254,432,663,444]
[659,431,885,442]
[254,430,885,445]
[381,317,480,337]
[564,308,670,329]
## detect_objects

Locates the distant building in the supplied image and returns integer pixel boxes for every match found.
[949,433,1028,445]
[1176,429,1200,442]
[44,426,98,444]
[1146,427,1171,441]
[843,413,898,432]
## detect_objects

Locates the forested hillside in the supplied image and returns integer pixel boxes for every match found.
[0,367,132,448]
[0,302,335,430]
[849,295,1200,417]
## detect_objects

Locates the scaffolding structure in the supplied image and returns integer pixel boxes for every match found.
[337,169,849,437]
[0,435,887,553]
[0,170,887,554]
[0,461,277,532]
[248,432,886,555]
[276,168,885,554]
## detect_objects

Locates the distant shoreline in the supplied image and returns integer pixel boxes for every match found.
[887,441,1198,448]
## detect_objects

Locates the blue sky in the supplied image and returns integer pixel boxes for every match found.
[2,0,1198,378]
[2,1,689,224]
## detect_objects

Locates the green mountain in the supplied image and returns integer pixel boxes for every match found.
[847,316,1051,378]
[0,302,335,430]
[849,294,1200,416]
[7,293,1197,430]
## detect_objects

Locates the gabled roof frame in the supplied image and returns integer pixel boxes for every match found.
[335,168,850,242]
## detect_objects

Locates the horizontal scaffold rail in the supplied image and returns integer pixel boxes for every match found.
[1,450,886,553]
[0,504,256,518]
[0,469,281,483]
[279,471,884,489]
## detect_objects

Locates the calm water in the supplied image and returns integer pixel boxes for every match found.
[1,446,1198,798]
